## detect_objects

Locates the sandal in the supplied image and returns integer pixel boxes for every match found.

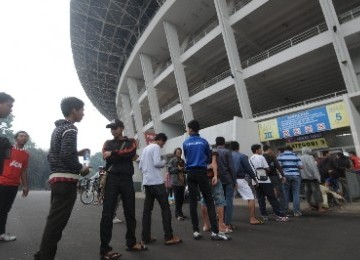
[250,218,264,225]
[126,243,148,251]
[219,227,233,234]
[101,251,122,260]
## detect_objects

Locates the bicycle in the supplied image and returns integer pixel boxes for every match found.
[80,177,100,205]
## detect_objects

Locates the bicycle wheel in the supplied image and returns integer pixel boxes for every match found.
[80,189,94,205]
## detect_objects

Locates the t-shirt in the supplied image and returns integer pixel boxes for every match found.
[139,143,166,185]
[350,155,360,170]
[0,147,29,186]
[249,154,270,184]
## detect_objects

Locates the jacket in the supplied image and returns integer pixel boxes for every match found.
[167,156,186,186]
[300,147,321,182]
[103,137,136,181]
[183,134,211,171]
[215,146,236,185]
[47,119,83,174]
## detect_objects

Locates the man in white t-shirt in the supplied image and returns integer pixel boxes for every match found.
[139,133,182,246]
[249,144,288,222]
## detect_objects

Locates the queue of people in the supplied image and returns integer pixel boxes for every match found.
[0,92,355,260]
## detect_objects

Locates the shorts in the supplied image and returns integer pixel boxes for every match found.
[236,179,255,200]
[200,179,226,207]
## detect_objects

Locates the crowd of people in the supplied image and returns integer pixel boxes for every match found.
[0,92,358,260]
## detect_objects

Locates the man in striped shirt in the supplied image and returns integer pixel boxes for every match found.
[277,146,303,217]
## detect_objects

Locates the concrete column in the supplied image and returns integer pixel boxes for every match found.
[214,0,253,119]
[127,78,146,148]
[319,0,360,93]
[140,53,163,132]
[119,93,135,137]
[163,21,194,125]
[343,95,360,155]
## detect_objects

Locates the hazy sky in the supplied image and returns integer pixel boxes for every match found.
[0,0,113,154]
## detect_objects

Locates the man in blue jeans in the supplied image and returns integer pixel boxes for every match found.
[214,136,236,231]
[183,120,230,241]
[277,146,303,216]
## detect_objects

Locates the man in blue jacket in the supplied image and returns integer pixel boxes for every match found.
[183,120,229,241]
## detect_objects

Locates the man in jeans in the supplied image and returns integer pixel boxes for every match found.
[34,97,91,260]
[277,146,303,217]
[215,136,236,231]
[183,120,230,241]
[139,133,182,246]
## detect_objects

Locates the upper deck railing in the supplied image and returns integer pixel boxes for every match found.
[338,6,360,24]
[231,0,253,14]
[189,69,231,96]
[182,18,219,53]
[241,23,328,68]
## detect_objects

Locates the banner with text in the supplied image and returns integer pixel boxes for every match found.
[258,101,349,142]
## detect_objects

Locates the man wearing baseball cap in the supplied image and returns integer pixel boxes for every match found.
[99,119,146,260]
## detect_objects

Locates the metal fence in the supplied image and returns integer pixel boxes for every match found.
[338,6,360,24]
[242,23,328,68]
[189,69,231,96]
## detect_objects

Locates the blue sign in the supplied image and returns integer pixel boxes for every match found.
[277,106,331,139]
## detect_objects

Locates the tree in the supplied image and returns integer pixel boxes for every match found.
[88,152,106,177]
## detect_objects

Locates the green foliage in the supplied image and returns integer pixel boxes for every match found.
[27,147,51,190]
[0,115,14,138]
[88,152,105,176]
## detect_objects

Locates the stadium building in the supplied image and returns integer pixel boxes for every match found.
[71,0,360,186]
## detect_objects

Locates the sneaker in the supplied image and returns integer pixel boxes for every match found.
[293,212,302,217]
[177,216,184,221]
[0,233,16,242]
[211,232,231,241]
[193,231,202,240]
[275,216,289,222]
[113,217,123,224]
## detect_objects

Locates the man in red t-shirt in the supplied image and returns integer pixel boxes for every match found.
[348,151,360,173]
[0,131,30,242]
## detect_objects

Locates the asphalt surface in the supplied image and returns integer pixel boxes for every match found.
[1,191,360,260]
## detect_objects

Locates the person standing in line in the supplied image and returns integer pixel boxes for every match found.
[183,120,230,241]
[214,136,236,231]
[200,148,229,234]
[100,119,145,260]
[230,141,263,225]
[249,144,288,222]
[348,151,360,174]
[139,133,182,246]
[34,97,91,260]
[0,131,30,241]
[300,147,325,212]
[167,147,187,221]
[277,146,303,217]
[262,145,286,212]
[0,93,15,175]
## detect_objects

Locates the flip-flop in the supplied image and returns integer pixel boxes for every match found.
[250,218,264,225]
[126,243,148,252]
[101,251,122,260]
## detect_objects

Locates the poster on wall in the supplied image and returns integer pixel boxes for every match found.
[258,101,350,142]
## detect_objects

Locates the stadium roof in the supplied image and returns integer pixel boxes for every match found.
[70,0,164,120]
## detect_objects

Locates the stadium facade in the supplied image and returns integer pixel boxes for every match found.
[71,0,360,184]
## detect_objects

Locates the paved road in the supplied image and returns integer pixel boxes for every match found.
[1,191,359,260]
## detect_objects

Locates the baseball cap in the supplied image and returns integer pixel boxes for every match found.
[106,119,124,128]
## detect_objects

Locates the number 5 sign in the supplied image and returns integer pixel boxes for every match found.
[326,101,350,129]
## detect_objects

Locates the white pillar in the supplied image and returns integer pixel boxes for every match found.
[127,78,146,148]
[163,21,194,125]
[343,95,360,155]
[214,0,253,119]
[319,0,360,93]
[120,93,135,137]
[140,53,163,132]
